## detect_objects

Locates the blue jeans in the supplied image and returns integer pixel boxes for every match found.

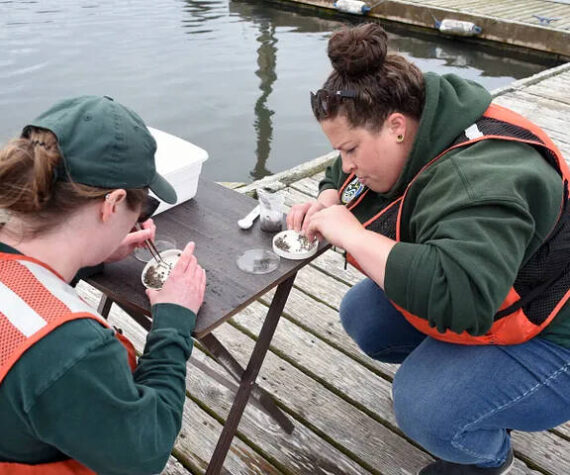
[340,278,570,467]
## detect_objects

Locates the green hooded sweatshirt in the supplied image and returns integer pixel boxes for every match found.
[320,72,570,348]
[0,242,196,474]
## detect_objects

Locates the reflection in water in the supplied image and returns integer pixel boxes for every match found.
[181,0,225,34]
[251,21,277,180]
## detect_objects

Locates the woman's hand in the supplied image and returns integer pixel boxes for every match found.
[105,219,157,263]
[287,201,326,234]
[146,242,206,315]
[306,205,364,247]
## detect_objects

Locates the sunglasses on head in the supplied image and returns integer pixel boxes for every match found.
[310,89,357,119]
[137,194,160,223]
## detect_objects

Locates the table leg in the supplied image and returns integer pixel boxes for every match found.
[200,333,294,434]
[97,294,113,318]
[114,302,153,331]
[205,274,296,475]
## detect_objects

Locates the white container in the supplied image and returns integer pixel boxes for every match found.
[147,127,209,214]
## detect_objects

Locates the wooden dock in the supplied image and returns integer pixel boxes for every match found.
[77,64,570,474]
[274,0,570,59]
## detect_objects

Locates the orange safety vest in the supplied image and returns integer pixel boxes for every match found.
[0,252,137,474]
[341,103,570,345]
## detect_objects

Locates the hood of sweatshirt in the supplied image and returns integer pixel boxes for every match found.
[381,72,492,200]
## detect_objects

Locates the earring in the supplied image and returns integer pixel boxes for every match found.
[397,134,405,143]
[105,194,112,201]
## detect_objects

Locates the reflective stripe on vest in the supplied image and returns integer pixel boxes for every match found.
[340,103,570,345]
[0,252,136,473]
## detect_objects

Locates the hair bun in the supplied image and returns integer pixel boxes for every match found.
[327,23,388,78]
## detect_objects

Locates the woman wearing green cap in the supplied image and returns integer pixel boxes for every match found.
[288,23,570,474]
[0,96,206,474]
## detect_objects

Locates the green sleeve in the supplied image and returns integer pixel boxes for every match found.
[319,153,345,193]
[25,303,195,475]
[384,141,562,336]
[385,202,535,335]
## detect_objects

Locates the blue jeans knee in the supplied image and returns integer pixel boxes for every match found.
[339,278,425,363]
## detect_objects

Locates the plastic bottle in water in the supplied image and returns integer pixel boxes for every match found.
[333,0,371,15]
[436,19,482,36]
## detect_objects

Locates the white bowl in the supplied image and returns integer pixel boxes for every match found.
[272,230,318,260]
[141,248,183,289]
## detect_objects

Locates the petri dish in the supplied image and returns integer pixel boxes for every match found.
[134,238,177,262]
[272,230,318,260]
[236,249,280,274]
[141,249,182,290]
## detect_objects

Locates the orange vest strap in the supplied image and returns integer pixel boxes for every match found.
[114,330,138,372]
[0,459,96,474]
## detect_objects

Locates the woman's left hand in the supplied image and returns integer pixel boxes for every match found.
[306,205,363,248]
[105,219,157,263]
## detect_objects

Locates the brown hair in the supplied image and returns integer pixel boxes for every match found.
[312,23,425,130]
[0,127,147,237]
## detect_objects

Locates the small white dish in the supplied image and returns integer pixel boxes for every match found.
[141,248,183,289]
[272,230,318,260]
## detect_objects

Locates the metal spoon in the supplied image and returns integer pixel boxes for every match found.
[237,204,260,230]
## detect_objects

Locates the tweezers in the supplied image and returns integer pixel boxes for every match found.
[136,224,167,265]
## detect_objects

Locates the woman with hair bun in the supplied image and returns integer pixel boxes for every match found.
[288,23,570,473]
[0,96,206,474]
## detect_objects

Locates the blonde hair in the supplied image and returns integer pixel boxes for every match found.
[0,127,146,237]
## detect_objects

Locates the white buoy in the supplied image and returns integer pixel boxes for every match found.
[436,19,482,36]
[333,0,371,15]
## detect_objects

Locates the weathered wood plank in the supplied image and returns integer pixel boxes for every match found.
[519,73,570,106]
[310,247,365,287]
[293,263,350,310]
[279,184,318,211]
[493,91,570,155]
[163,456,192,475]
[231,300,397,423]
[289,176,321,199]
[512,430,570,474]
[176,400,283,475]
[259,285,399,380]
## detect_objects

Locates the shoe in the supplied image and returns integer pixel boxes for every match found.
[419,448,514,474]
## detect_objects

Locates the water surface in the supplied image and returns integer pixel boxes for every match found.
[0,0,557,182]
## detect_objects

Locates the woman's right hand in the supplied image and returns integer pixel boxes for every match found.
[146,242,206,315]
[287,201,326,235]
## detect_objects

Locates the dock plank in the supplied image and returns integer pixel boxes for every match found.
[260,285,399,380]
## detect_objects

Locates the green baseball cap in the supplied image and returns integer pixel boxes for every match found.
[22,95,177,204]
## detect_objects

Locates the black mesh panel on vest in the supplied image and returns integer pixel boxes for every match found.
[366,203,399,240]
[496,181,570,324]
[474,118,560,173]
